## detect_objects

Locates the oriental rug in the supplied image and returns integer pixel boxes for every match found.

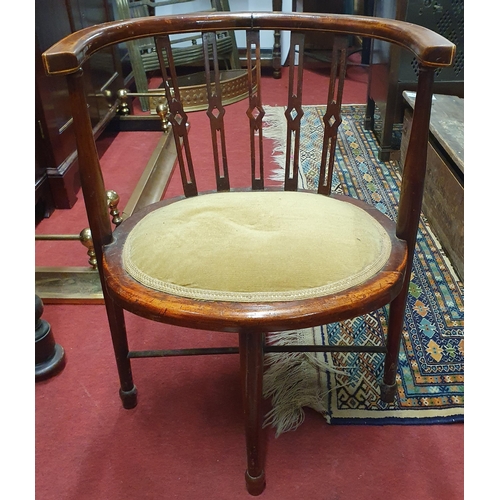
[261,105,464,435]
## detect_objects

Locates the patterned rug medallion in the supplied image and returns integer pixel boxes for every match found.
[261,105,464,434]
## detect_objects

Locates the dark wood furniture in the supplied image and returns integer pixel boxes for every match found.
[35,1,179,302]
[35,295,66,380]
[364,0,464,160]
[42,12,454,495]
[35,0,125,213]
[400,92,463,281]
[292,0,356,63]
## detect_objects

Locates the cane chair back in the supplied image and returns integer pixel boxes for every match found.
[43,12,455,495]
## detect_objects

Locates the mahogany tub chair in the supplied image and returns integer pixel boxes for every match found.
[42,12,455,495]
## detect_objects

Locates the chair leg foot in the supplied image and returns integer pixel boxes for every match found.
[245,470,266,496]
[379,381,397,403]
[120,385,138,409]
[382,287,407,405]
[103,297,137,409]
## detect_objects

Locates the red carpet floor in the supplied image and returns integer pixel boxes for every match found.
[34,61,464,499]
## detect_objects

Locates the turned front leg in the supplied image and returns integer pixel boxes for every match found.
[239,331,266,496]
[380,290,406,403]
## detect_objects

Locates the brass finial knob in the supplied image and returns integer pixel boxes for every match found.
[156,100,169,132]
[79,228,97,269]
[103,89,113,108]
[106,190,123,226]
[117,88,130,115]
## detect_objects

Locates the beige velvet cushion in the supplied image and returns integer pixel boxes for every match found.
[123,191,391,302]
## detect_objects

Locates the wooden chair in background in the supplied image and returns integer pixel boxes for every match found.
[42,12,454,495]
[114,0,240,111]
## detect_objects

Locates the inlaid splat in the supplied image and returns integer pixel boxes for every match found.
[156,36,198,197]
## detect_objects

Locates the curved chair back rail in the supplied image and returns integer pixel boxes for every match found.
[42,12,455,75]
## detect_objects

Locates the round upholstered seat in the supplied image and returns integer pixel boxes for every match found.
[121,191,392,303]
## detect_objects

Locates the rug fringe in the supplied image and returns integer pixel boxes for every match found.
[263,106,290,183]
[262,105,288,147]
[263,329,348,437]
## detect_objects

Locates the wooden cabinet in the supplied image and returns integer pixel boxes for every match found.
[399,93,464,281]
[364,0,464,161]
[35,0,124,220]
